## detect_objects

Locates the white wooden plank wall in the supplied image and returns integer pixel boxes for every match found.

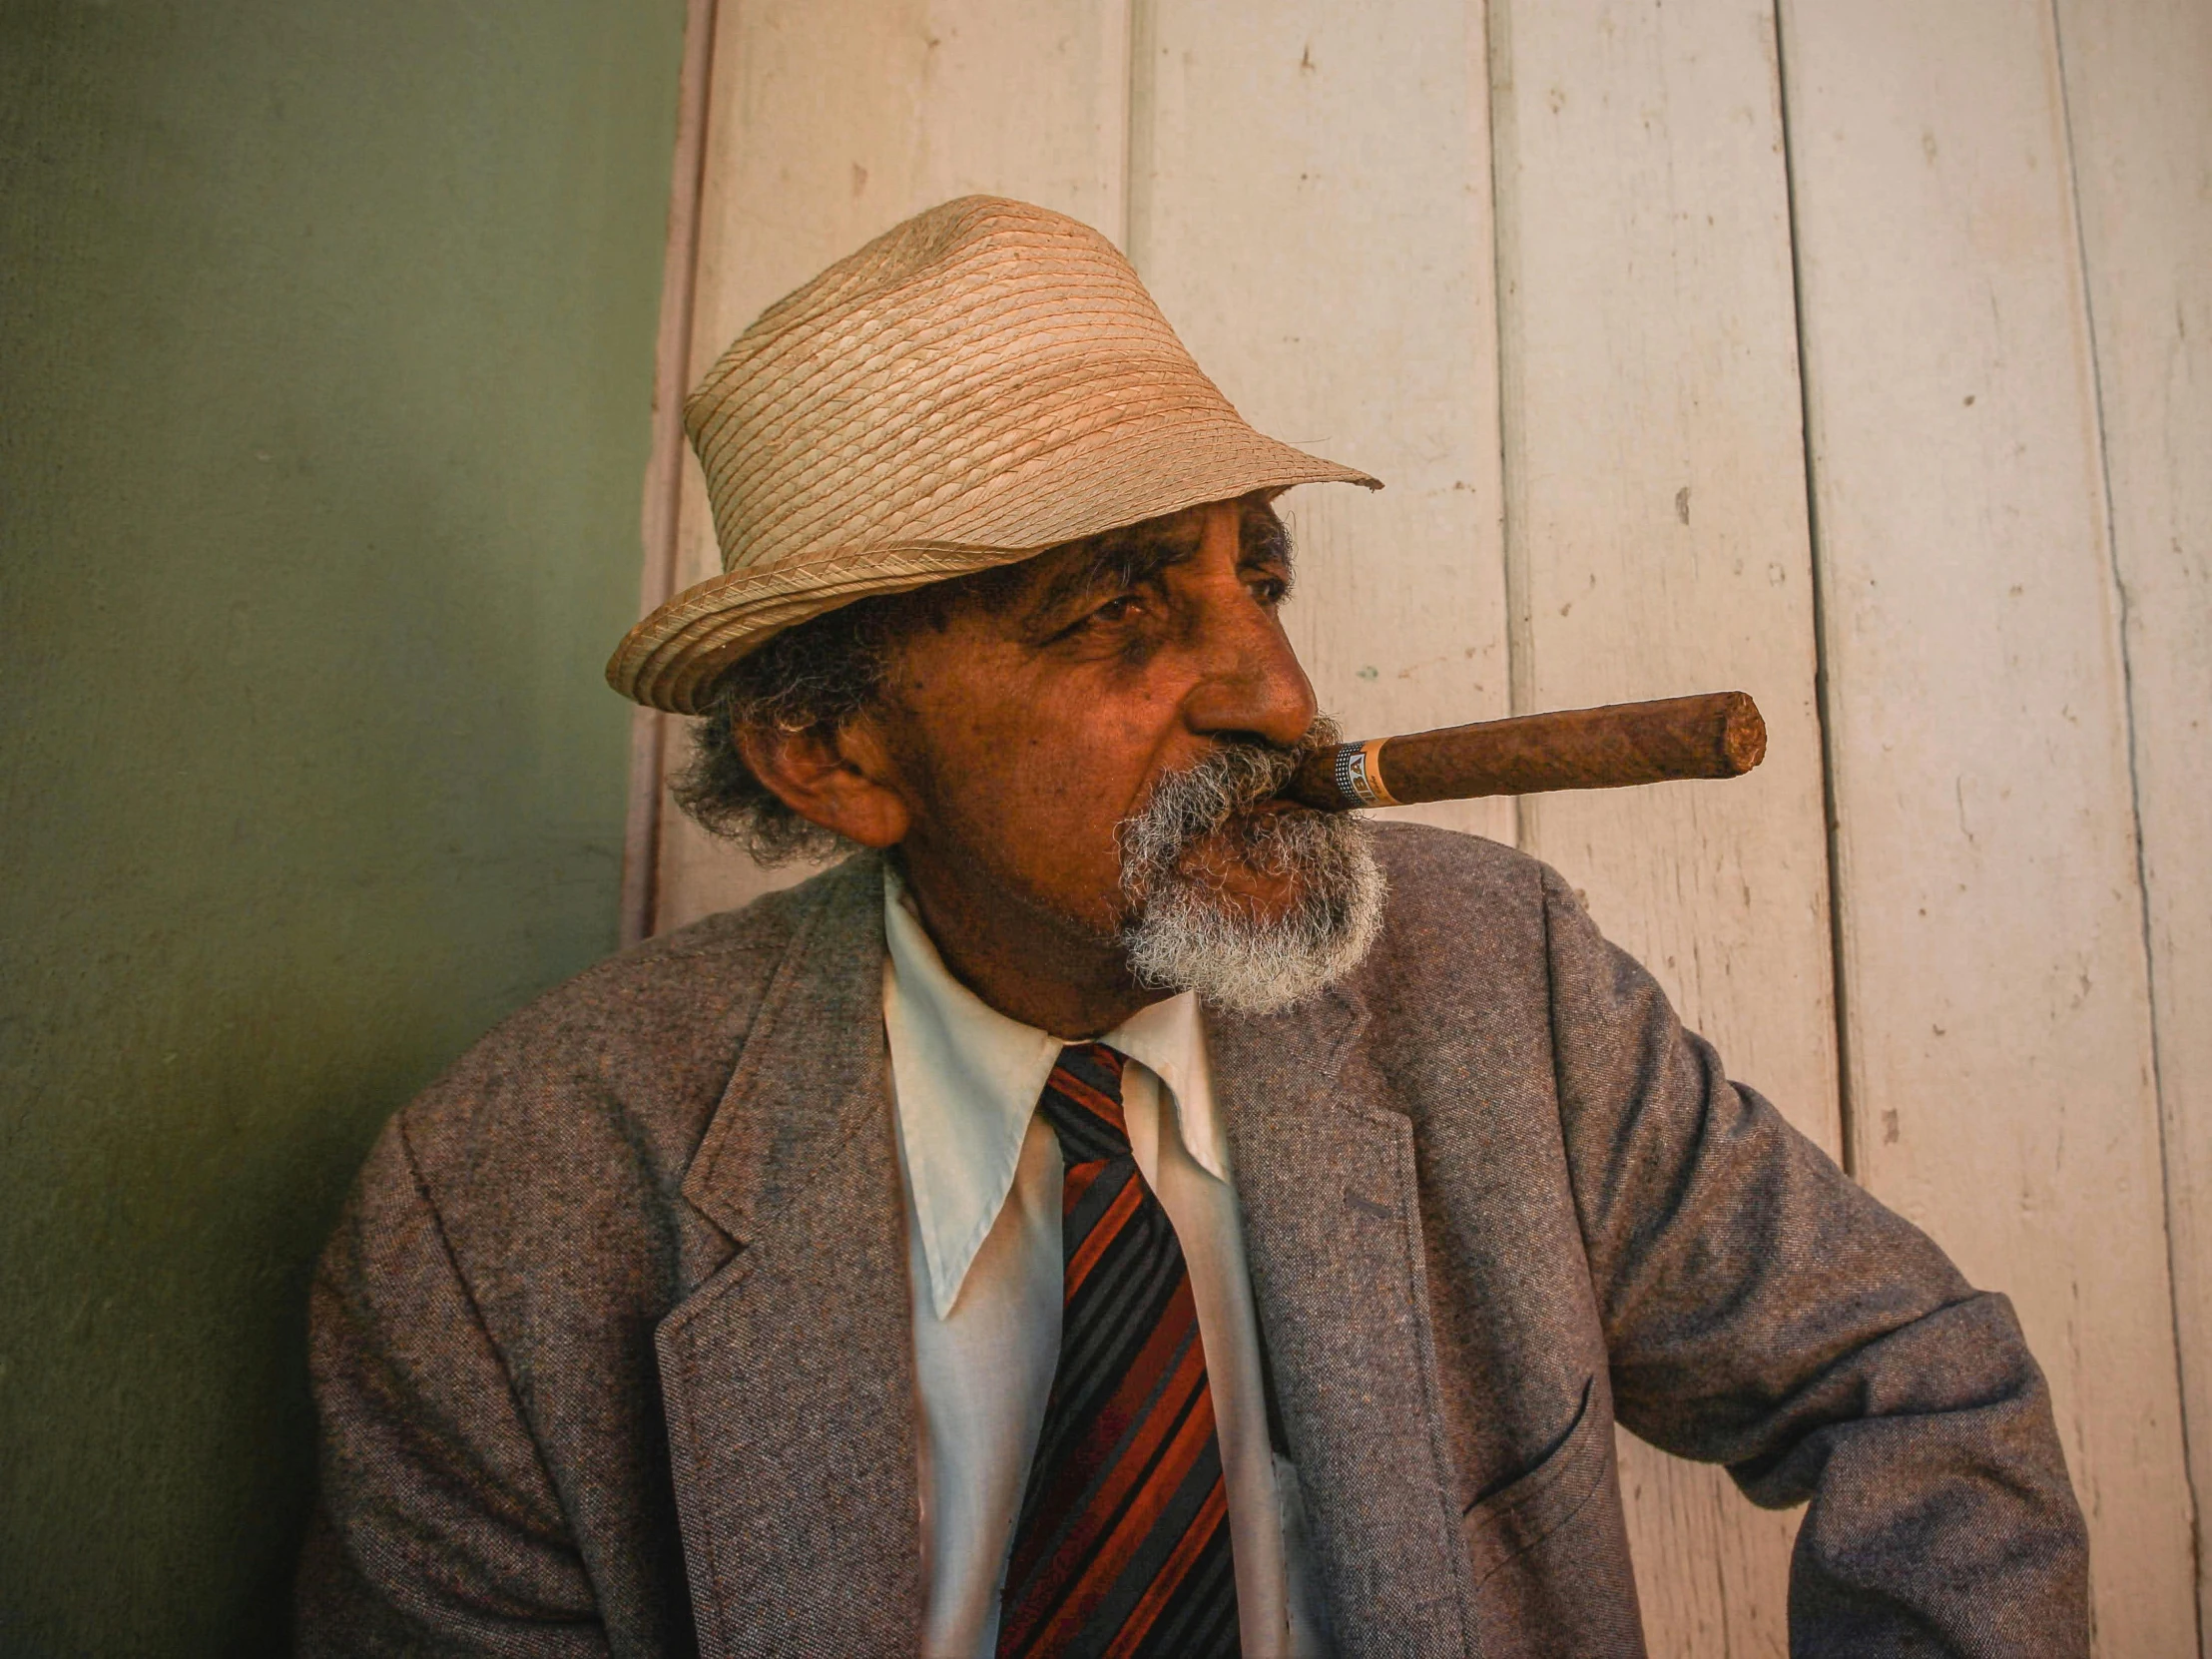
[1777,0,2196,1648]
[640,0,2210,1647]
[1128,0,1512,843]
[1486,0,1834,1648]
[649,0,1135,931]
[2050,0,2212,1642]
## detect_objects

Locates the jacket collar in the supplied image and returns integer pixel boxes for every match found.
[656,852,926,1659]
[1209,981,1481,1653]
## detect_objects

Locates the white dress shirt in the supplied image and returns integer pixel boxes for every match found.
[881,868,1328,1658]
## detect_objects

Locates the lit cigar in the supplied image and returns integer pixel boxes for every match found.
[1285,691,1767,811]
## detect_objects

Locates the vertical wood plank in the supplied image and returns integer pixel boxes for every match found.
[1778,0,2195,1647]
[1486,1,1836,1650]
[650,0,1134,933]
[1131,0,1514,847]
[621,0,719,948]
[2050,0,2212,1643]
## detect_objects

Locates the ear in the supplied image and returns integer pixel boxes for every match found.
[738,716,912,849]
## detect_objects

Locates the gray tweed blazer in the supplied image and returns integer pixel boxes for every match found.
[297,824,2088,1658]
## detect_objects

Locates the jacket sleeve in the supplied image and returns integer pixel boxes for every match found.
[296,1113,610,1659]
[1536,866,2089,1657]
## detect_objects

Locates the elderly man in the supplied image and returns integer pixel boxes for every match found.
[298,198,2087,1658]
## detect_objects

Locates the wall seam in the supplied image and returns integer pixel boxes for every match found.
[621,0,721,947]
[1768,0,1857,1178]
[1481,0,1533,858]
[1470,0,1519,851]
[1121,0,1155,272]
[2046,0,2204,1643]
[1111,0,1138,255]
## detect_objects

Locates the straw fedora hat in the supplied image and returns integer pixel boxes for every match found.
[606,195,1380,715]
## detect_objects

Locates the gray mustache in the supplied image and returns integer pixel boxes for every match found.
[1117,719,1346,881]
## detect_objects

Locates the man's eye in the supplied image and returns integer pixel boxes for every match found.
[1251,573,1290,606]
[1089,593,1144,626]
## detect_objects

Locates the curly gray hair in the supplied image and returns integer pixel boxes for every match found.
[673,558,1037,862]
[672,593,910,865]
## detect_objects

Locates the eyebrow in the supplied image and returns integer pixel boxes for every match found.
[1018,501,1296,635]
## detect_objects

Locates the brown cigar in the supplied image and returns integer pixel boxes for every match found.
[1285,691,1767,811]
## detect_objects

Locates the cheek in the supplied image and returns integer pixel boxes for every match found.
[923,683,1174,913]
[966,713,1148,876]
[890,615,1198,910]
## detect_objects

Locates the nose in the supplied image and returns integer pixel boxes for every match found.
[1178,504,1319,751]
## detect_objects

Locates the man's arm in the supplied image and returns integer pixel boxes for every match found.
[298,1115,608,1658]
[1538,866,2089,1657]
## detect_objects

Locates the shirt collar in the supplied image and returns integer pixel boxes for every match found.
[1101,987,1228,1181]
[880,866,1226,1320]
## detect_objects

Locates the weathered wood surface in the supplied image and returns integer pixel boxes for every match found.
[2052,0,2212,1641]
[648,0,1134,934]
[1487,0,1837,1649]
[635,0,2210,1644]
[1779,0,2195,1647]
[1131,0,1515,848]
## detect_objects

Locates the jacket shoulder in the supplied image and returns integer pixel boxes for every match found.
[383,855,875,1213]
[1351,821,1576,1052]
[1365,820,1557,939]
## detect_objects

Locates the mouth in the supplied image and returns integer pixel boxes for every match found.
[1188,793,1312,844]
[1244,795,1305,816]
[1171,801,1329,891]
[1117,723,1346,897]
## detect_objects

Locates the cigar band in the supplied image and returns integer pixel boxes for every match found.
[1334,739,1399,809]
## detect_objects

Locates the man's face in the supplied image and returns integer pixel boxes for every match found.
[871,495,1324,948]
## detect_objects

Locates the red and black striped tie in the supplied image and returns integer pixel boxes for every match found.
[996,1043,1239,1659]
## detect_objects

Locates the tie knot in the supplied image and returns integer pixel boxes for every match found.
[1038,1043,1129,1164]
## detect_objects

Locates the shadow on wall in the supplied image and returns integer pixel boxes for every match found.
[0,1,683,1653]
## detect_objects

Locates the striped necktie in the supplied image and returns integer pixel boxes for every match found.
[996,1043,1240,1658]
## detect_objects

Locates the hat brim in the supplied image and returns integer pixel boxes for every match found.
[608,428,1378,715]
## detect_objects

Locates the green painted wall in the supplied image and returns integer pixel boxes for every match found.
[0,3,683,1652]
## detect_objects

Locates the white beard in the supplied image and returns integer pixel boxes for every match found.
[1115,731,1387,1016]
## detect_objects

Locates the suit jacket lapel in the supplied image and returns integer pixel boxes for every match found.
[1211,986,1481,1658]
[655,855,923,1659]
